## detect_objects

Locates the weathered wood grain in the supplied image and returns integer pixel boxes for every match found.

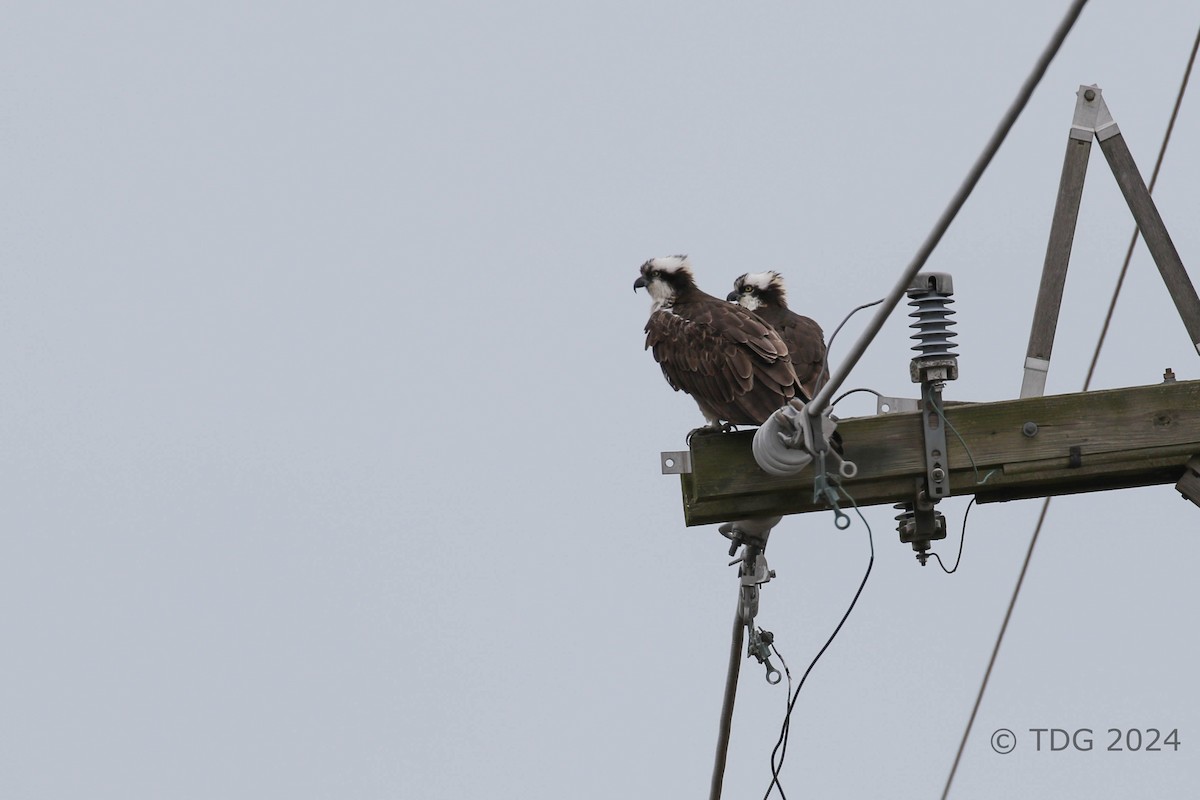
[678,380,1200,525]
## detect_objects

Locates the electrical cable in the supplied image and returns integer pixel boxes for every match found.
[939,497,1051,800]
[763,487,875,800]
[940,20,1200,800]
[930,498,977,575]
[828,387,885,410]
[805,0,1091,421]
[815,299,885,394]
[825,298,886,356]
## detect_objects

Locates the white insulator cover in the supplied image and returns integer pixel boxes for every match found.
[752,403,815,476]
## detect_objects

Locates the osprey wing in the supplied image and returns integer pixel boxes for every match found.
[774,312,827,397]
[643,299,798,426]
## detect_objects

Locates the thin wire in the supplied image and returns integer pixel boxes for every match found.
[764,488,875,800]
[923,390,996,574]
[769,639,795,785]
[824,298,886,361]
[772,642,794,701]
[939,497,1050,800]
[941,21,1200,799]
[1082,25,1200,390]
[806,0,1091,421]
[828,387,885,410]
[930,498,977,575]
[817,299,886,394]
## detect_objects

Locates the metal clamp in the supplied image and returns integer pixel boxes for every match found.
[723,521,783,685]
[748,627,781,685]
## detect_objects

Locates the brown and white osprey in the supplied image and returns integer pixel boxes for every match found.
[729,271,828,398]
[634,255,801,429]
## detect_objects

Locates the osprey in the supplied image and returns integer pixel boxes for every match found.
[729,271,828,398]
[634,255,801,429]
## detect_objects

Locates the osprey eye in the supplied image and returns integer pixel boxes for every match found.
[742,286,753,294]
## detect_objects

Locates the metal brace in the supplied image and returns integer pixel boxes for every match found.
[920,386,952,501]
[747,627,781,685]
[725,525,782,685]
[876,395,921,415]
[660,450,692,474]
[895,479,948,566]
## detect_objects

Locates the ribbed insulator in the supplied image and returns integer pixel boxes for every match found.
[908,293,958,360]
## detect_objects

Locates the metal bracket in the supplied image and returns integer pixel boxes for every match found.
[896,481,948,566]
[728,533,782,685]
[661,450,692,474]
[747,627,781,685]
[876,395,920,415]
[920,388,951,500]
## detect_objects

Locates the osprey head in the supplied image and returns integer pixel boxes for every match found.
[633,255,695,308]
[728,271,787,311]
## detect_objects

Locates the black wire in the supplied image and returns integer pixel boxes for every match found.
[824,298,885,361]
[828,387,884,410]
[818,298,885,392]
[930,498,977,575]
[763,488,875,800]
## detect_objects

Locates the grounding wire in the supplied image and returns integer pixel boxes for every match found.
[930,498,977,575]
[763,486,874,800]
[940,19,1200,800]
[804,0,1091,422]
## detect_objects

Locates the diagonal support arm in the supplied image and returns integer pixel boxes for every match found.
[1094,114,1200,356]
[1022,86,1096,398]
[1023,85,1200,399]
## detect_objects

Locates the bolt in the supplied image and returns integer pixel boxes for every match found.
[1084,88,1096,102]
[1022,421,1039,437]
[931,467,945,483]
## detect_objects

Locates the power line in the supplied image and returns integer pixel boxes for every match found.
[805,0,1091,421]
[939,21,1200,800]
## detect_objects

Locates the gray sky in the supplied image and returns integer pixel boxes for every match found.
[3,1,1199,798]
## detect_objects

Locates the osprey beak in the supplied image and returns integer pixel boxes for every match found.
[726,290,739,302]
[633,276,647,292]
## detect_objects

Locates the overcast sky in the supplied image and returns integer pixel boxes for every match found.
[3,1,1200,798]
